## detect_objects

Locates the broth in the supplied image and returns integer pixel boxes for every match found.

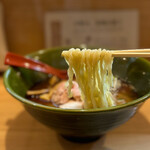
[26,77,138,109]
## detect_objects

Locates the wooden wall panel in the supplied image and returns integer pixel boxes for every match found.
[1,0,150,54]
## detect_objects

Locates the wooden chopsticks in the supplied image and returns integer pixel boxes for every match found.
[112,49,150,57]
[63,49,150,57]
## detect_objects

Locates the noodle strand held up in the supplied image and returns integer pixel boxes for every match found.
[62,48,116,109]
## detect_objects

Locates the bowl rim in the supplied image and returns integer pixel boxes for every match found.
[3,48,150,113]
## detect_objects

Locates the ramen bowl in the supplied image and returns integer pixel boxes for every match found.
[4,47,150,142]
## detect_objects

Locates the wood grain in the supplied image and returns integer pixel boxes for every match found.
[1,0,150,55]
[0,76,150,150]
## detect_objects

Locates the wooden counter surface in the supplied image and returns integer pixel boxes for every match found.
[0,76,150,150]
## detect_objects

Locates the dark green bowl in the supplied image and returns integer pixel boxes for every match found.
[4,47,150,142]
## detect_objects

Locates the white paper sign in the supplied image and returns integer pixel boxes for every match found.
[45,10,138,49]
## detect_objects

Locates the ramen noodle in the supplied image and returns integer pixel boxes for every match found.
[62,48,116,109]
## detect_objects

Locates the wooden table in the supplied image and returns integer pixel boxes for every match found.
[0,76,150,150]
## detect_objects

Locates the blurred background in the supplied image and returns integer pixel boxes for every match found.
[1,0,150,70]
